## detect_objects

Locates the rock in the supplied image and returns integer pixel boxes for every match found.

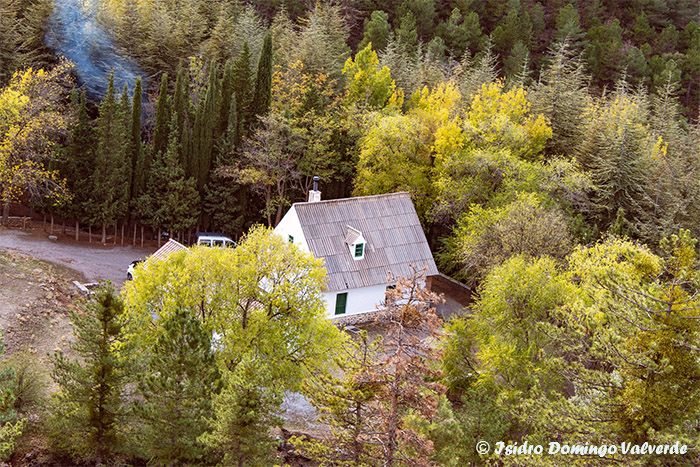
[48,235,57,241]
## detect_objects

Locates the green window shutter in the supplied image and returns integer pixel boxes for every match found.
[288,235,294,243]
[335,292,348,315]
[354,243,364,257]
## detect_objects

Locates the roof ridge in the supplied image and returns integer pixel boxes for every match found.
[293,191,410,207]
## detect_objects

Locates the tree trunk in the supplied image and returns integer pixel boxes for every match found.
[133,223,137,247]
[62,219,66,234]
[50,215,54,235]
[101,223,106,244]
[140,225,144,248]
[1,201,9,227]
[43,214,46,232]
[75,220,79,242]
[157,228,162,248]
[121,223,125,246]
[89,225,92,243]
[114,223,117,245]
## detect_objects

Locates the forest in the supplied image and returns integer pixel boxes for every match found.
[2,0,700,465]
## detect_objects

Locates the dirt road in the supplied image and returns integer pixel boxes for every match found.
[0,228,155,288]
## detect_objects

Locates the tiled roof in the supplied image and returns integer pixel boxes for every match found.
[148,239,188,263]
[293,192,439,292]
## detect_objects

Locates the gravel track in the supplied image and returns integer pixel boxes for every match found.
[0,228,155,288]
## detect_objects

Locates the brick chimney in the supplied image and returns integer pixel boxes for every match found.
[308,176,321,203]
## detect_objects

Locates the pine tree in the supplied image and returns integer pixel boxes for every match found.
[359,10,391,52]
[135,308,221,465]
[48,284,128,464]
[529,40,589,157]
[201,360,282,467]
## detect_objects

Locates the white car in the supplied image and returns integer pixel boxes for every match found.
[126,260,142,281]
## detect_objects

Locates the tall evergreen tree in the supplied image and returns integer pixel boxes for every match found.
[251,31,273,120]
[62,89,95,239]
[194,65,220,195]
[129,77,142,204]
[90,73,130,244]
[144,115,200,239]
[529,41,589,157]
[48,284,128,464]
[152,73,171,159]
[135,308,221,465]
[231,42,253,142]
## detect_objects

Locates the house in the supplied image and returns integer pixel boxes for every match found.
[274,182,439,318]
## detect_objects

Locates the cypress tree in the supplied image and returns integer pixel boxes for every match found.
[146,115,200,239]
[152,73,170,159]
[195,65,219,195]
[231,42,253,140]
[91,73,129,244]
[116,84,133,236]
[218,62,235,141]
[172,67,188,168]
[129,77,142,203]
[63,89,95,238]
[135,308,220,464]
[251,31,273,120]
[49,285,129,464]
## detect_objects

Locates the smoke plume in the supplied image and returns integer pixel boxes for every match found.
[45,0,145,98]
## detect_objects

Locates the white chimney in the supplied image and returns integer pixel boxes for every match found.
[308,176,321,203]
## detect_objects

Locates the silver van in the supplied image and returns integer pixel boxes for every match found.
[196,234,236,248]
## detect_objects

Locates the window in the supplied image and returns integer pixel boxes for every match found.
[354,243,364,258]
[335,292,348,315]
[288,235,294,244]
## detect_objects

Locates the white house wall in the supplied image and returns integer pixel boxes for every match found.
[276,206,392,319]
[273,206,310,253]
[322,283,389,318]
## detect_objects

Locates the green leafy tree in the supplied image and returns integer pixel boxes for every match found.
[48,284,129,464]
[343,43,400,110]
[0,60,74,226]
[61,90,95,238]
[123,226,343,387]
[443,232,700,465]
[449,193,573,286]
[128,77,142,204]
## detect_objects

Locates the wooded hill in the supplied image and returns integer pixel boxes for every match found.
[3,1,700,466]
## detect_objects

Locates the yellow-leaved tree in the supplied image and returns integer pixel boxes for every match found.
[0,60,74,225]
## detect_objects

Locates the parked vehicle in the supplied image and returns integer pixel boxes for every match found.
[195,233,236,248]
[126,260,142,280]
